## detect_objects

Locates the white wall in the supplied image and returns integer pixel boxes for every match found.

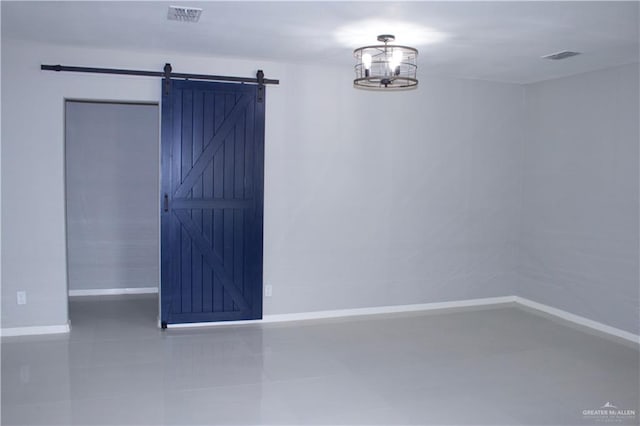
[520,63,639,335]
[267,71,524,314]
[65,101,159,291]
[1,39,524,328]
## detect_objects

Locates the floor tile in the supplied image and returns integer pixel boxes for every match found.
[1,295,638,426]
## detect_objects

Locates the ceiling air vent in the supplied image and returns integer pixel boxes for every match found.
[542,50,581,60]
[167,5,202,23]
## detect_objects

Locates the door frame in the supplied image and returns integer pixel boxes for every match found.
[63,99,162,326]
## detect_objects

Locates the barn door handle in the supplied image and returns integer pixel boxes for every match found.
[164,194,169,212]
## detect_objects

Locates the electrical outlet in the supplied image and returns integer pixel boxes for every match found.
[16,291,27,305]
[264,284,273,297]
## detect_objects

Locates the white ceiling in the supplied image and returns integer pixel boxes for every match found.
[2,1,638,84]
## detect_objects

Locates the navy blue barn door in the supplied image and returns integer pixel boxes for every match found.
[161,80,264,325]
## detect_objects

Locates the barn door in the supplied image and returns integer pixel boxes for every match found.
[161,79,264,325]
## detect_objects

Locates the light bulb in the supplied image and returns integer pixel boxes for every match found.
[389,49,403,76]
[362,53,372,70]
[393,49,403,65]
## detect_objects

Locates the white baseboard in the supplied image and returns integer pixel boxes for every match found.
[165,295,640,346]
[513,296,639,345]
[166,296,517,329]
[69,287,158,297]
[1,323,70,337]
[4,293,637,346]
[266,296,516,322]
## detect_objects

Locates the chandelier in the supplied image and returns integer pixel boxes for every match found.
[353,34,418,90]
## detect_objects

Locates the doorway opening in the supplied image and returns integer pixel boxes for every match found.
[64,100,160,332]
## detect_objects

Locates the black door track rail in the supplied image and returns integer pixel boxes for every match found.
[41,63,279,102]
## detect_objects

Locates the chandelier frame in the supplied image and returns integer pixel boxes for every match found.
[353,35,419,90]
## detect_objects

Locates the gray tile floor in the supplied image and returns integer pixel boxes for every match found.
[2,295,638,425]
